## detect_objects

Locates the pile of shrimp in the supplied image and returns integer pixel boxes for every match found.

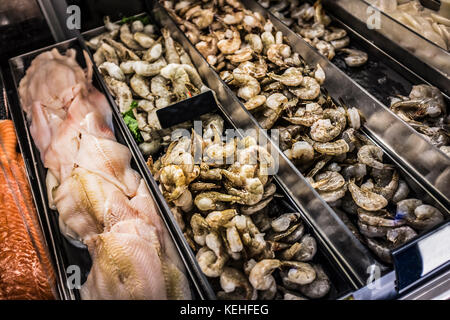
[87,16,208,156]
[149,113,332,300]
[163,0,446,263]
[281,104,445,263]
[260,0,368,67]
[389,84,449,157]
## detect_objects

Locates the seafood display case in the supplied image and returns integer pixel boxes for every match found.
[0,0,448,301]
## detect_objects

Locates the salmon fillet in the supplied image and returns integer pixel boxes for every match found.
[0,120,55,300]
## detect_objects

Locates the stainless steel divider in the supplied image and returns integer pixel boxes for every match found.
[323,0,450,96]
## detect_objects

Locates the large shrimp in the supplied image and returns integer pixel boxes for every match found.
[268,67,304,87]
[310,108,346,142]
[217,28,242,54]
[357,144,391,170]
[162,28,181,64]
[232,70,261,101]
[218,267,254,300]
[289,77,320,100]
[348,179,388,211]
[249,259,281,291]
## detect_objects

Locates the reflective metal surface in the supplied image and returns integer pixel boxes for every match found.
[325,0,450,96]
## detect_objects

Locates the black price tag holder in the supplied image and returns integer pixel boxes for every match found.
[156,90,219,129]
[392,221,450,295]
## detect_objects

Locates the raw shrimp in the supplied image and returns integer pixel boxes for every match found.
[357,145,390,170]
[408,204,444,230]
[313,39,335,60]
[143,43,163,62]
[330,36,350,50]
[310,139,350,156]
[244,95,267,110]
[240,196,274,215]
[249,259,281,290]
[392,180,410,203]
[130,74,153,100]
[104,38,140,61]
[226,47,254,64]
[357,208,405,227]
[160,164,188,201]
[191,213,210,245]
[194,191,241,211]
[160,64,195,100]
[342,163,367,181]
[373,171,399,201]
[104,76,133,112]
[271,213,301,232]
[318,184,347,202]
[226,226,244,253]
[347,107,361,130]
[98,62,125,81]
[281,261,316,285]
[310,109,346,142]
[284,103,323,127]
[104,16,120,31]
[323,27,347,41]
[299,264,331,299]
[196,246,227,278]
[131,20,144,33]
[195,36,218,57]
[386,226,417,246]
[284,141,315,162]
[232,70,261,101]
[349,179,388,211]
[218,267,254,300]
[297,23,325,39]
[267,44,291,67]
[222,11,245,25]
[205,209,238,229]
[119,24,143,50]
[340,48,368,67]
[312,171,346,192]
[314,64,326,85]
[289,77,320,100]
[245,34,263,53]
[285,234,317,262]
[93,42,119,66]
[217,29,242,54]
[120,59,167,77]
[162,28,181,64]
[268,67,304,87]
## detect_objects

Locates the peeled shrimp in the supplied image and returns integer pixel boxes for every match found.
[289,77,320,100]
[349,180,388,211]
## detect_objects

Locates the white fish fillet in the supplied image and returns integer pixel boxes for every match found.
[80,229,168,300]
[54,168,121,241]
[75,133,141,197]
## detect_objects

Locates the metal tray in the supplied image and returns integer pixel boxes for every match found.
[323,0,450,97]
[7,38,202,300]
[150,0,450,290]
[80,13,355,299]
